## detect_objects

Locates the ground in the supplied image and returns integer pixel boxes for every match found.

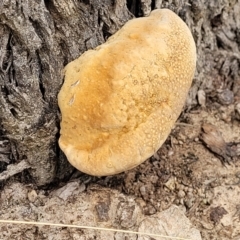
[0,104,239,240]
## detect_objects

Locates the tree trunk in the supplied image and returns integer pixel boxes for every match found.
[0,0,239,186]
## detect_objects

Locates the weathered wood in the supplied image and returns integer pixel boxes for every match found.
[0,0,132,185]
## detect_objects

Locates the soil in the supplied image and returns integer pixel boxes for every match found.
[0,105,239,240]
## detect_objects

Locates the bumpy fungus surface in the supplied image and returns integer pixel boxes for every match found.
[58,9,196,176]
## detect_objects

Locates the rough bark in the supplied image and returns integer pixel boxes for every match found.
[0,0,239,186]
[0,0,132,185]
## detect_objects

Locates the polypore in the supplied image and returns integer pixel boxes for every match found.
[58,9,196,176]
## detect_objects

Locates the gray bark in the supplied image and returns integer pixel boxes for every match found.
[0,0,239,186]
[0,0,132,185]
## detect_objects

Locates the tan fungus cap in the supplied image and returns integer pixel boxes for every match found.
[58,9,196,176]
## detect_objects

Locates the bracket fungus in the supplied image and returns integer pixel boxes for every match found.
[58,9,196,176]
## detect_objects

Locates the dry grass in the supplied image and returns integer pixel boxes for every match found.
[0,219,193,240]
